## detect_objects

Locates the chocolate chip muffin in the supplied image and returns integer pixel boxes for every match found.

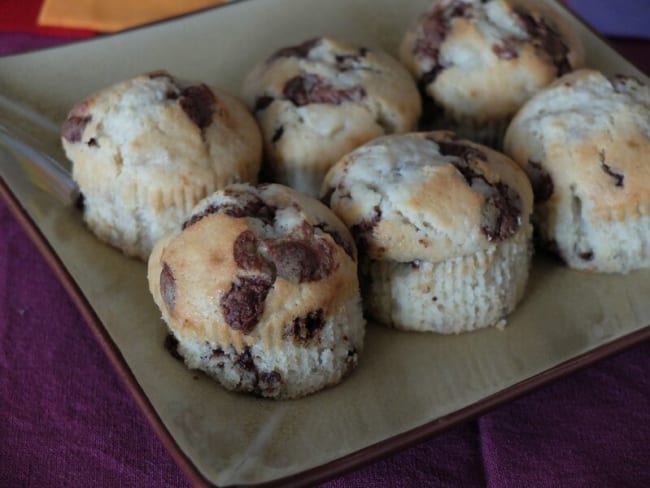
[322,131,533,333]
[61,70,262,260]
[399,0,584,146]
[241,37,421,197]
[148,183,364,399]
[504,69,650,273]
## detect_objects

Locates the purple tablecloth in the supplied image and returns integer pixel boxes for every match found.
[2,5,650,487]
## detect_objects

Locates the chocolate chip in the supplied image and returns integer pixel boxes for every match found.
[266,239,335,283]
[183,194,277,229]
[259,371,283,396]
[335,50,369,71]
[481,182,522,241]
[599,151,624,187]
[351,206,381,254]
[254,95,274,112]
[610,74,643,93]
[287,309,325,343]
[179,84,216,130]
[514,8,571,76]
[164,333,183,361]
[271,126,284,143]
[221,276,273,334]
[492,41,519,60]
[315,222,355,260]
[87,137,99,147]
[283,74,366,107]
[62,114,92,143]
[346,347,358,366]
[435,139,487,167]
[237,347,257,372]
[579,251,594,261]
[148,70,173,80]
[233,231,272,272]
[528,160,554,203]
[413,1,473,86]
[272,38,321,60]
[434,137,521,240]
[160,263,176,313]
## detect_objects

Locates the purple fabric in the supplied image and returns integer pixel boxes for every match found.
[0,33,82,55]
[1,13,650,488]
[567,0,650,39]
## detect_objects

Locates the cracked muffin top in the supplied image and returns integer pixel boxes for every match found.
[504,69,650,219]
[399,0,584,122]
[61,70,262,259]
[322,131,533,263]
[241,36,421,196]
[148,183,359,350]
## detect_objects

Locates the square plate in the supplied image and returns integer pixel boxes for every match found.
[1,0,649,486]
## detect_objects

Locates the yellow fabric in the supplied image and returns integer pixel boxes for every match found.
[37,0,227,32]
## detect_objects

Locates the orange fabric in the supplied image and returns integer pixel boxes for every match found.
[37,0,227,32]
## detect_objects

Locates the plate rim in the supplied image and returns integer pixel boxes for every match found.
[1,0,649,485]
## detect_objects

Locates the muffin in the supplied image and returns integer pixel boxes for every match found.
[322,131,533,333]
[504,69,650,273]
[61,70,262,260]
[148,183,364,399]
[399,0,584,146]
[241,36,421,197]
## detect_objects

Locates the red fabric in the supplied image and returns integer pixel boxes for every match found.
[0,0,95,38]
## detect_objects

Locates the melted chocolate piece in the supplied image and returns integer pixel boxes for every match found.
[183,194,277,229]
[160,263,176,313]
[148,70,173,80]
[436,139,487,165]
[492,41,519,60]
[179,84,216,130]
[237,347,257,372]
[515,8,571,76]
[271,38,320,59]
[164,333,183,361]
[271,126,284,143]
[481,182,522,241]
[254,96,274,112]
[351,206,382,254]
[221,276,273,334]
[258,371,283,396]
[315,222,355,260]
[435,137,522,241]
[61,113,92,143]
[287,309,325,344]
[579,251,594,261]
[609,74,644,94]
[233,231,272,272]
[283,74,366,107]
[335,48,368,71]
[528,160,554,203]
[413,1,473,86]
[266,239,335,283]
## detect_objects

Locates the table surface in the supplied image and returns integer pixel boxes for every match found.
[1,4,650,487]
